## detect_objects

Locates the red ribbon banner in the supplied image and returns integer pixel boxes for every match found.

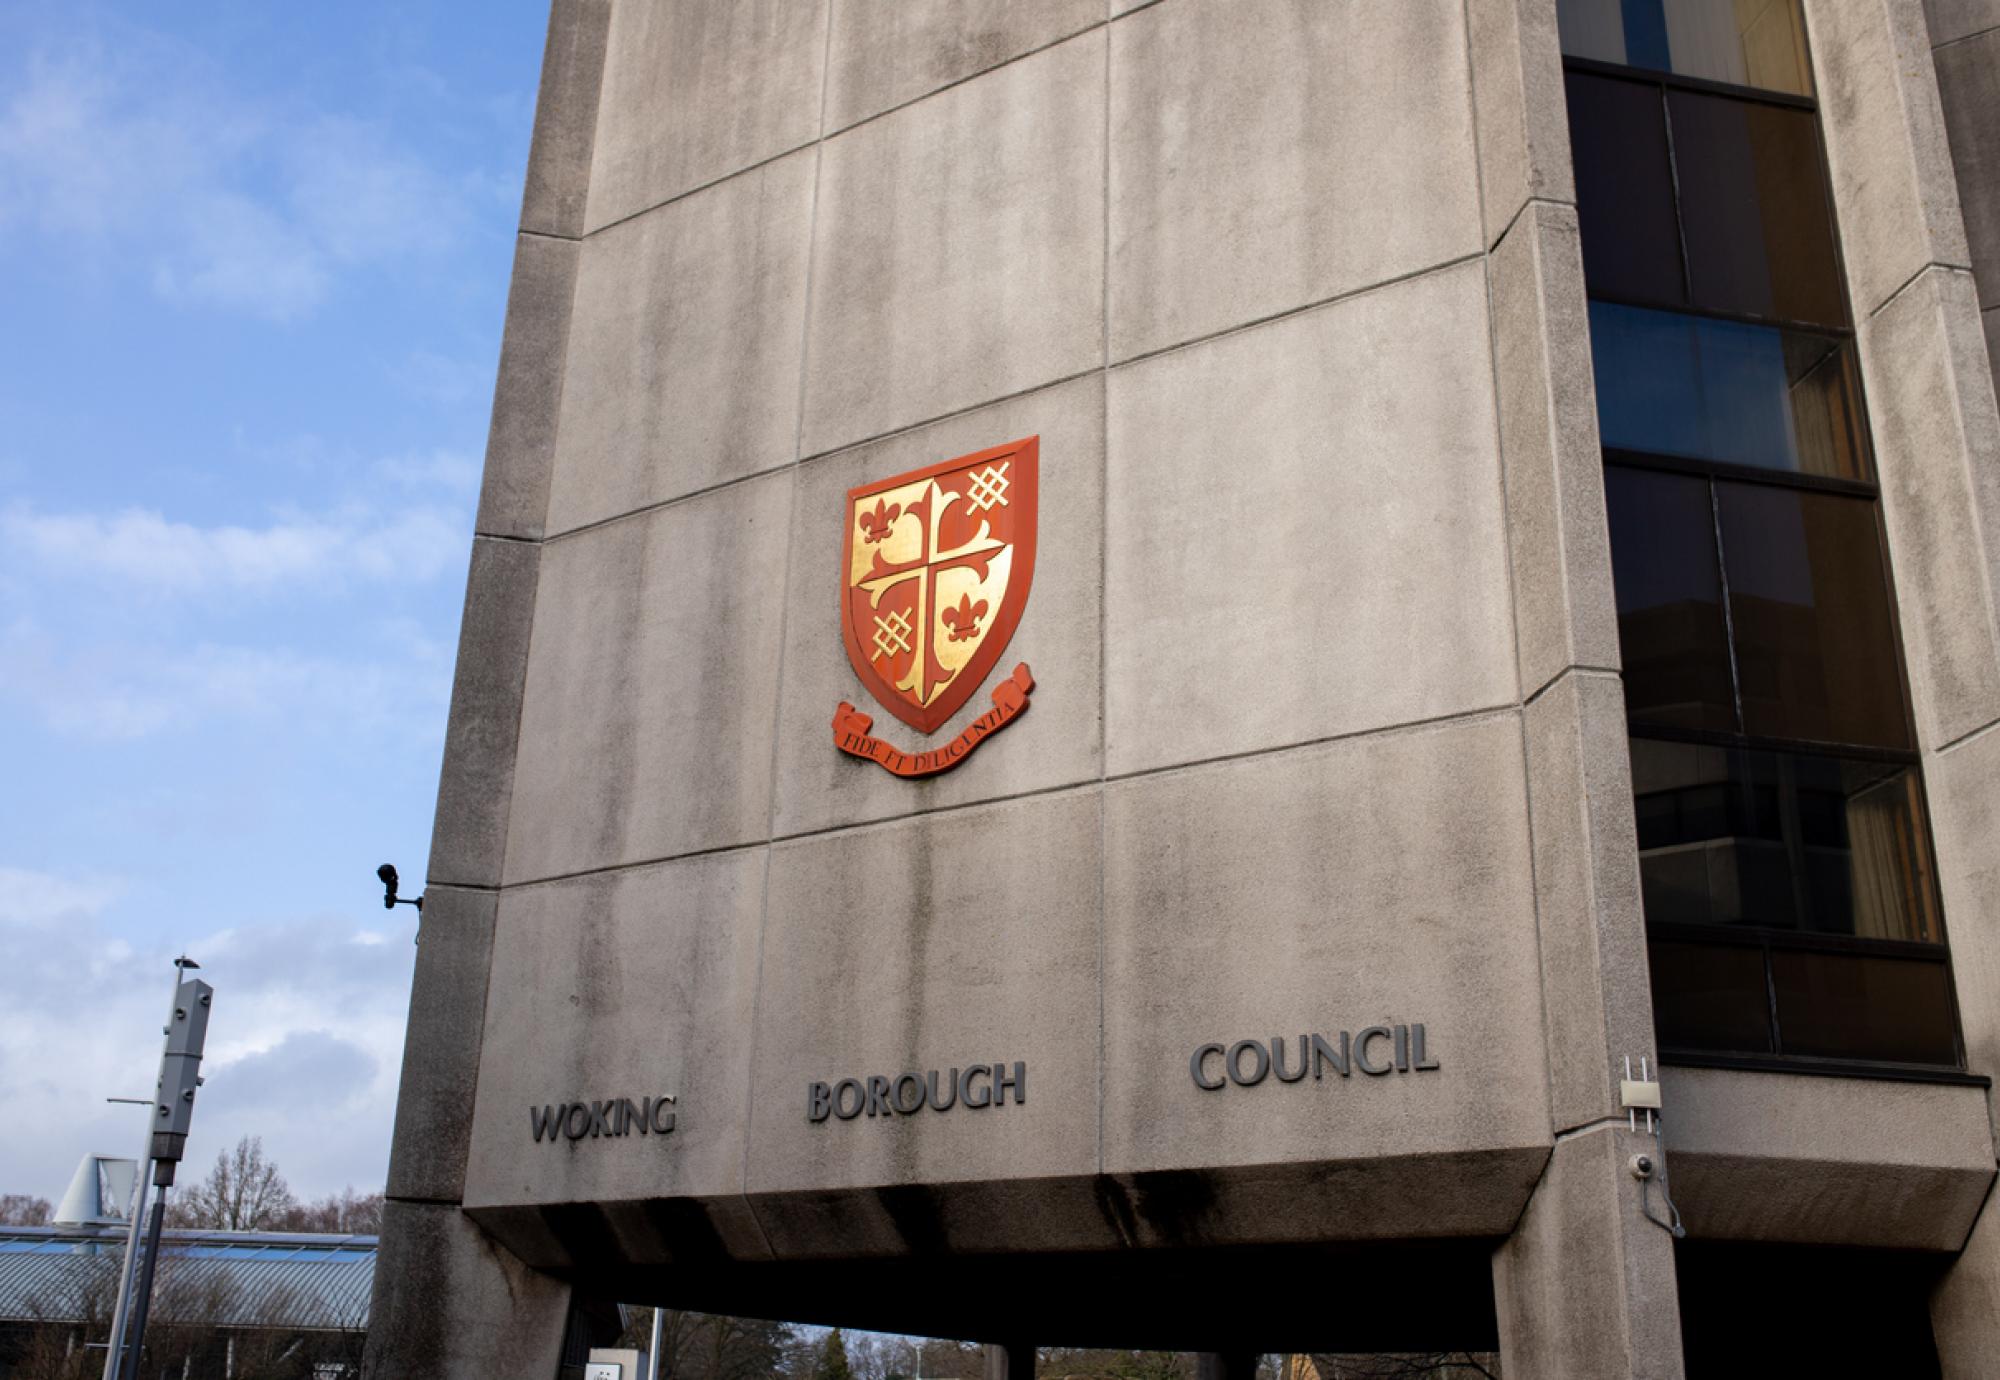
[833,664,1034,778]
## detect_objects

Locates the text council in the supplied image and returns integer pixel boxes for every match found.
[1190,1025,1440,1090]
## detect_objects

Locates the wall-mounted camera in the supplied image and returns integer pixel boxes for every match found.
[377,863,423,913]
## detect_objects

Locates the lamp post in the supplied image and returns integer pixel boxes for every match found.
[96,1095,156,1380]
[117,956,213,1380]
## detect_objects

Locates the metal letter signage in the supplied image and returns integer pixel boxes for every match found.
[807,1062,1028,1121]
[833,436,1038,776]
[1189,1026,1440,1090]
[529,1094,676,1142]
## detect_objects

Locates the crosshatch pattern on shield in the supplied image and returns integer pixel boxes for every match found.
[839,436,1039,737]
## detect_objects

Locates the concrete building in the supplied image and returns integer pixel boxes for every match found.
[366,1,2000,1375]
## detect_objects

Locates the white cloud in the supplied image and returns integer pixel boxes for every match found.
[0,36,470,321]
[0,866,124,928]
[0,500,465,594]
[0,870,416,1201]
[0,618,452,744]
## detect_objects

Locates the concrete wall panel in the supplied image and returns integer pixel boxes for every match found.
[428,537,541,888]
[1933,1199,2000,1377]
[1924,0,2000,45]
[1921,721,2000,1143]
[1099,713,1549,1238]
[1489,201,1619,700]
[1492,1123,1685,1380]
[475,233,579,542]
[586,0,829,231]
[383,887,499,1205]
[1933,27,2000,310]
[802,32,1104,459]
[461,848,765,1220]
[1806,0,1971,313]
[1523,671,1658,1135]
[519,0,610,240]
[1104,261,1516,776]
[1108,0,1482,361]
[1468,0,1574,248]
[504,473,793,883]
[1857,267,2000,749]
[824,0,1102,134]
[744,791,1103,1256]
[1661,1067,1996,1249]
[363,1199,570,1380]
[547,151,815,535]
[771,376,1103,838]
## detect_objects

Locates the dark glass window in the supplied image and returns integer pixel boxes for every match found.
[1590,304,1869,480]
[1604,467,1735,732]
[1648,939,1775,1054]
[1567,74,1685,306]
[1770,949,1958,1063]
[1559,0,1814,97]
[1718,484,1907,748]
[1568,5,1963,1072]
[1605,468,1908,747]
[1629,740,1941,941]
[1668,90,1845,327]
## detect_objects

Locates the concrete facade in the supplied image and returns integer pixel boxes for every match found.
[367,2,2000,1376]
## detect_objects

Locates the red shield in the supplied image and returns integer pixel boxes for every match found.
[840,436,1038,736]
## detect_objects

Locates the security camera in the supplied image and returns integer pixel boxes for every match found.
[1630,1154,1655,1180]
[377,863,421,913]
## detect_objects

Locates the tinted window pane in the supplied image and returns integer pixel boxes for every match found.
[1718,484,1910,749]
[1606,467,1736,732]
[1648,939,1775,1053]
[1566,74,1685,305]
[1669,91,1845,328]
[1630,738,1943,941]
[1632,740,1790,927]
[1771,949,1958,1063]
[1558,0,1813,96]
[1591,304,1870,479]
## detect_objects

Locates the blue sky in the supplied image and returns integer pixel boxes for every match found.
[0,1,549,1201]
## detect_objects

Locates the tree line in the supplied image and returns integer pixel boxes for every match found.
[0,1136,381,1234]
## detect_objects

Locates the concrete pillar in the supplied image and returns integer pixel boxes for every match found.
[1467,3,1689,1374]
[1934,1195,2000,1378]
[1924,0,2000,406]
[362,1199,571,1380]
[1494,1123,1685,1379]
[982,1342,1035,1380]
[364,1,606,1375]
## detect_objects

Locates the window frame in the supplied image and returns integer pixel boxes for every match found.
[1607,463,1922,757]
[1562,46,1975,1077]
[1565,55,1856,336]
[1648,921,1974,1081]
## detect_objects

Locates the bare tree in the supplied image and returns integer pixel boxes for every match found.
[617,1309,801,1380]
[168,1135,295,1231]
[270,1187,383,1234]
[1041,1349,1199,1380]
[0,1192,53,1225]
[13,1268,116,1380]
[1307,1356,1499,1380]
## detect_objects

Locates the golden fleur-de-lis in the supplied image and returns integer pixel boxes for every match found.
[859,498,901,544]
[942,593,988,643]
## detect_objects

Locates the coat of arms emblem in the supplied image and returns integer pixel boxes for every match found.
[832,436,1038,777]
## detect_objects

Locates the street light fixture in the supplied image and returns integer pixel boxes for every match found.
[113,956,213,1380]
